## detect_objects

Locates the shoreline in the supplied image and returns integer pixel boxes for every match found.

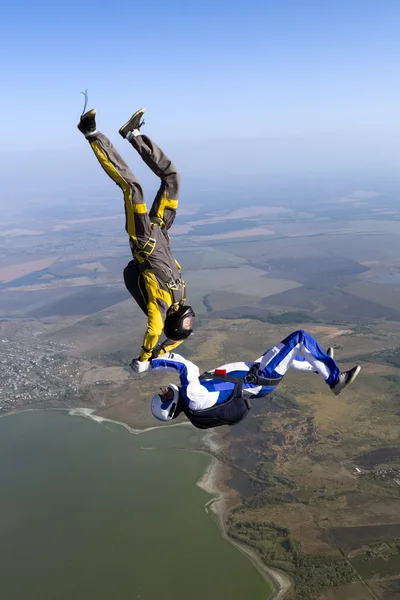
[198,429,293,600]
[67,407,193,434]
[2,406,292,598]
[0,406,191,433]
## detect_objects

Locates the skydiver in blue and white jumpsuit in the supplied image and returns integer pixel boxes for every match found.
[149,330,361,429]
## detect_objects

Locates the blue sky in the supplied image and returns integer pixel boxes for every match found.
[1,0,400,203]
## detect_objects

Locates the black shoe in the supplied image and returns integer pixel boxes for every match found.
[330,365,361,396]
[77,108,97,136]
[119,108,146,138]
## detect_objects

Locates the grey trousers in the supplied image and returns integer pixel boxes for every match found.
[87,132,181,242]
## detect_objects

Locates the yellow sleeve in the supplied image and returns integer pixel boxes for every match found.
[158,339,184,354]
[139,298,165,361]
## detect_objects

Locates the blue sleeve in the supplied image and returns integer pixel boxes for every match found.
[151,353,214,410]
[151,356,191,387]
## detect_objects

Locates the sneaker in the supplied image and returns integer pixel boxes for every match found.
[119,108,146,138]
[77,108,97,136]
[330,365,361,396]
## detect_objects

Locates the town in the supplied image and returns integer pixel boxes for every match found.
[0,337,85,413]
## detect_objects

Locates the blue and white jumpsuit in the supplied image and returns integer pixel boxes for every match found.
[151,330,341,427]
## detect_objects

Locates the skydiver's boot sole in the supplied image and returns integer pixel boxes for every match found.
[77,108,97,136]
[119,108,146,138]
[331,365,361,395]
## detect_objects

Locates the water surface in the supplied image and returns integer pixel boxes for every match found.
[0,410,273,600]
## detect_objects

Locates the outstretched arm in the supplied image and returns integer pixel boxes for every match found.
[152,338,184,358]
[151,353,213,410]
[139,296,166,361]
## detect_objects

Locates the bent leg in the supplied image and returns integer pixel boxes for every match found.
[86,132,151,247]
[259,330,340,387]
[290,355,316,372]
[128,134,180,230]
[123,260,148,315]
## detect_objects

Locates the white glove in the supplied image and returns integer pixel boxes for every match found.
[130,359,150,373]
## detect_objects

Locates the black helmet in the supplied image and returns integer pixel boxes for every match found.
[164,305,195,341]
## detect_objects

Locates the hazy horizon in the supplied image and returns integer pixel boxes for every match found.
[1,0,400,212]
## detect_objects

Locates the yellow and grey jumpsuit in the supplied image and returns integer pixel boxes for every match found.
[86,131,186,361]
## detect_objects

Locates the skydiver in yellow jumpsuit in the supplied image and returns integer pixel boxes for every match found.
[78,107,195,373]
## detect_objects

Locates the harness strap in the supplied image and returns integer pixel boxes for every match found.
[150,216,165,228]
[246,363,283,387]
[199,373,243,383]
[199,364,282,388]
[135,259,185,304]
[129,236,157,257]
[150,217,170,242]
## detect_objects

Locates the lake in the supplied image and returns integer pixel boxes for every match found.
[0,410,273,600]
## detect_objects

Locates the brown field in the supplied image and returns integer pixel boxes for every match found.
[316,495,400,529]
[0,288,76,317]
[170,224,193,235]
[347,220,400,235]
[175,247,247,270]
[26,286,129,318]
[205,291,263,311]
[178,205,294,231]
[346,282,400,312]
[273,221,355,237]
[81,365,131,385]
[329,524,400,552]
[319,582,376,600]
[78,262,108,272]
[201,205,293,221]
[309,233,400,264]
[53,224,71,231]
[46,298,145,354]
[183,266,301,312]
[6,276,103,291]
[258,255,368,284]
[213,236,328,260]
[190,226,276,241]
[63,215,122,224]
[174,205,294,235]
[0,256,59,282]
[0,228,45,237]
[233,505,339,556]
[351,448,400,469]
[260,285,400,322]
[370,577,400,600]
[273,219,400,240]
[308,325,350,338]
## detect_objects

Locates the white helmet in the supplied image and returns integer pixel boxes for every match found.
[151,384,180,421]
